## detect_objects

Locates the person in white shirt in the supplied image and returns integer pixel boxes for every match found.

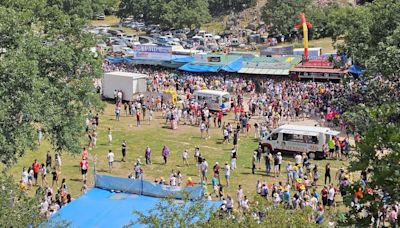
[182,149,189,166]
[200,159,208,183]
[107,150,115,173]
[277,152,283,174]
[200,122,206,139]
[21,167,29,184]
[148,109,153,125]
[328,184,336,208]
[295,153,303,166]
[224,163,231,186]
[226,195,234,213]
[223,128,229,144]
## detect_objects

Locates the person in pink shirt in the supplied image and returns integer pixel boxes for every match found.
[390,206,398,228]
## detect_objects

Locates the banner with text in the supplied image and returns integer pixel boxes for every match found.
[133,45,172,61]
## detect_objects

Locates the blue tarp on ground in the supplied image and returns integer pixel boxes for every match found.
[348,64,364,77]
[95,174,204,200]
[51,188,220,228]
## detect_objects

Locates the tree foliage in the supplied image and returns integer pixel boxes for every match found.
[117,0,211,29]
[0,174,43,227]
[326,0,400,225]
[208,0,257,17]
[261,0,312,35]
[261,0,339,38]
[0,0,103,164]
[131,193,319,227]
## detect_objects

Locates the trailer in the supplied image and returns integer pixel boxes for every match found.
[102,72,147,101]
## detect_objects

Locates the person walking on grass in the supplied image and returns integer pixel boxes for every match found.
[274,154,280,178]
[182,149,189,166]
[80,158,88,182]
[121,140,127,162]
[32,159,40,186]
[162,145,169,164]
[200,158,208,184]
[224,162,231,187]
[148,109,153,125]
[145,146,152,165]
[230,148,237,170]
[40,163,48,187]
[51,167,58,187]
[325,163,331,185]
[107,150,114,173]
[136,110,141,127]
[252,152,257,174]
[107,128,112,145]
[200,121,206,139]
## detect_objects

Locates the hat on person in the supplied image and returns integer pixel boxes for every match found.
[277,152,281,155]
[188,177,192,181]
[215,162,219,165]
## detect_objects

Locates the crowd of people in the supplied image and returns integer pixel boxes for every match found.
[16,61,398,225]
[19,153,75,218]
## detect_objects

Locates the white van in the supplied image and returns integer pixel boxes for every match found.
[260,125,340,160]
[194,90,231,112]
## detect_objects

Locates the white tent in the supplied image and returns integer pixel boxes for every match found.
[102,72,147,101]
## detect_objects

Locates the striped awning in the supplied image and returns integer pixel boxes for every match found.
[239,68,290,75]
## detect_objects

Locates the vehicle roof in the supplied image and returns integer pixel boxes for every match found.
[194,90,230,96]
[277,125,339,135]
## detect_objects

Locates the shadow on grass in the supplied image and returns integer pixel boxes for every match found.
[69,178,83,182]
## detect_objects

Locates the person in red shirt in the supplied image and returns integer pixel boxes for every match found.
[217,111,223,128]
[32,159,40,186]
[82,147,88,160]
[321,185,328,206]
[80,158,89,181]
[186,177,194,187]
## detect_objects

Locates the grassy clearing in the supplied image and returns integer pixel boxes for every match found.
[90,16,120,27]
[8,102,347,205]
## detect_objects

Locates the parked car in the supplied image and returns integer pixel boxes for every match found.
[230,38,240,47]
[121,47,135,57]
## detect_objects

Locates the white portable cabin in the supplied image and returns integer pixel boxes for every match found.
[260,124,340,160]
[102,72,147,101]
[293,48,322,58]
[193,90,231,112]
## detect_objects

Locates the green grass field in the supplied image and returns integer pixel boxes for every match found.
[8,102,348,204]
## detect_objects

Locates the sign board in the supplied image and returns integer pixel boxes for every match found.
[133,45,172,61]
[260,46,293,56]
[207,56,221,62]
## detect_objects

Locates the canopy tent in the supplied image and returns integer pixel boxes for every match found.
[239,56,302,75]
[221,57,254,73]
[171,55,195,63]
[179,63,222,73]
[347,64,364,77]
[179,54,242,73]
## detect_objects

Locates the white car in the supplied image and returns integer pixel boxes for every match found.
[121,47,135,56]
